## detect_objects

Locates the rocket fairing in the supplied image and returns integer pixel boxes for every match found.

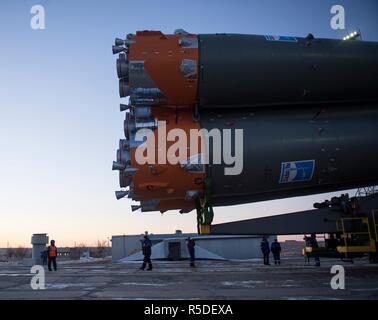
[112,30,378,214]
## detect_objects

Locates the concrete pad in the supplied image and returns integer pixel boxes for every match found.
[0,257,377,300]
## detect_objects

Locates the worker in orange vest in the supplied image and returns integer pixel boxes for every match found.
[47,240,58,271]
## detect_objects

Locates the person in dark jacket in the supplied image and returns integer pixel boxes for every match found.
[186,237,196,267]
[40,249,48,266]
[47,240,58,271]
[271,239,281,265]
[140,235,153,270]
[303,236,311,265]
[310,233,321,267]
[260,236,270,265]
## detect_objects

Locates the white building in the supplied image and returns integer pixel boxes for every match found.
[111,230,271,262]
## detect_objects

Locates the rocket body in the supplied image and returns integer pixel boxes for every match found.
[112,30,378,213]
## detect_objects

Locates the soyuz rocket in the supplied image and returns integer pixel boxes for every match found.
[111,29,378,230]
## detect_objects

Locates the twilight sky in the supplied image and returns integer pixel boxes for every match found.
[0,0,377,247]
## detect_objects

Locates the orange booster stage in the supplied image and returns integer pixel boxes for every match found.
[113,30,206,216]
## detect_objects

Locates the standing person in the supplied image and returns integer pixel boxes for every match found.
[271,238,281,265]
[47,240,58,271]
[186,237,196,267]
[140,234,153,271]
[40,249,48,266]
[303,236,311,266]
[260,236,270,265]
[310,233,321,267]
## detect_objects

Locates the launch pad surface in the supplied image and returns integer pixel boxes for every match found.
[0,258,377,300]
